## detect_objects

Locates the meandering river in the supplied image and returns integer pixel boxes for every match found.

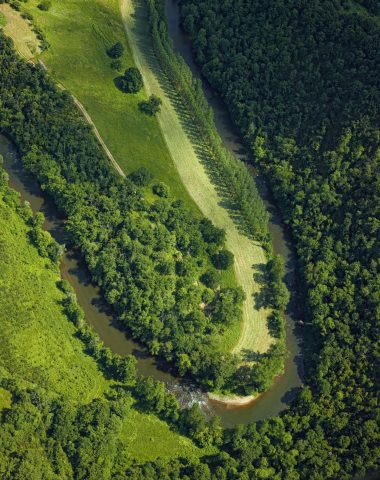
[0,2,303,426]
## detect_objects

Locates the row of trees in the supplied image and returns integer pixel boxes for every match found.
[146,0,270,244]
[180,0,380,477]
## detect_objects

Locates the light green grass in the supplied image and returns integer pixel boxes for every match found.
[22,0,198,209]
[0,195,109,402]
[0,12,6,27]
[0,3,40,59]
[120,407,206,461]
[0,387,11,411]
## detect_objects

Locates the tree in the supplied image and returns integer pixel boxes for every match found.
[200,269,219,288]
[119,67,143,93]
[152,182,170,197]
[128,167,153,186]
[138,95,162,115]
[212,250,234,270]
[107,42,124,59]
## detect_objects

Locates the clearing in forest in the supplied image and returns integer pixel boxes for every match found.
[120,0,273,355]
[0,3,40,60]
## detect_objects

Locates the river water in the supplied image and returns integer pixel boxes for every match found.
[0,1,303,426]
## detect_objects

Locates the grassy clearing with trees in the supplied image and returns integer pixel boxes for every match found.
[0,3,40,59]
[20,0,197,206]
[120,0,278,359]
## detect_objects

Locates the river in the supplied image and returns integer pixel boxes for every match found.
[0,1,303,427]
[164,0,304,424]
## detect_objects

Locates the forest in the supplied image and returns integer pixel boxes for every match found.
[0,0,379,477]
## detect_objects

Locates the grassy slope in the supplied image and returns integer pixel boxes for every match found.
[120,0,273,355]
[23,0,197,207]
[0,194,108,402]
[0,3,40,60]
[0,190,202,461]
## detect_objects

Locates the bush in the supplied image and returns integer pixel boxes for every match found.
[138,95,162,115]
[110,59,122,71]
[107,42,124,59]
[128,167,153,186]
[152,181,170,197]
[200,269,219,289]
[119,67,143,93]
[212,250,234,270]
[37,0,51,11]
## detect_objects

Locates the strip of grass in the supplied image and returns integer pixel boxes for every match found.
[0,4,40,59]
[22,0,198,210]
[121,0,273,356]
[0,12,7,27]
[120,407,207,461]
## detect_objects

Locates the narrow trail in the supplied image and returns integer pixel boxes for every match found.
[38,61,125,178]
[120,0,273,355]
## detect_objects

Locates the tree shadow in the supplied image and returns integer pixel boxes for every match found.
[129,0,255,240]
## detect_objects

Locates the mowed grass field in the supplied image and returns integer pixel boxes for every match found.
[0,185,204,461]
[0,194,108,402]
[0,3,40,60]
[121,0,273,356]
[22,0,197,206]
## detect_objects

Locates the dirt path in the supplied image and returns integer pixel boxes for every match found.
[120,0,273,355]
[39,60,125,178]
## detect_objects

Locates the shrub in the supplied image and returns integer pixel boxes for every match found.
[37,0,51,11]
[138,95,162,115]
[107,42,124,59]
[200,269,219,289]
[119,67,143,93]
[212,250,234,270]
[110,59,122,71]
[152,181,170,197]
[128,167,153,186]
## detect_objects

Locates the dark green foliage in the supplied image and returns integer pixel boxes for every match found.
[181,0,380,477]
[152,181,169,197]
[200,269,219,289]
[107,41,124,59]
[128,166,153,186]
[119,67,143,93]
[37,0,51,11]
[212,250,234,270]
[138,94,162,115]
[199,218,225,246]
[110,59,122,71]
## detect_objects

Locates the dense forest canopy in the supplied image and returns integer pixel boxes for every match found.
[178,0,380,477]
